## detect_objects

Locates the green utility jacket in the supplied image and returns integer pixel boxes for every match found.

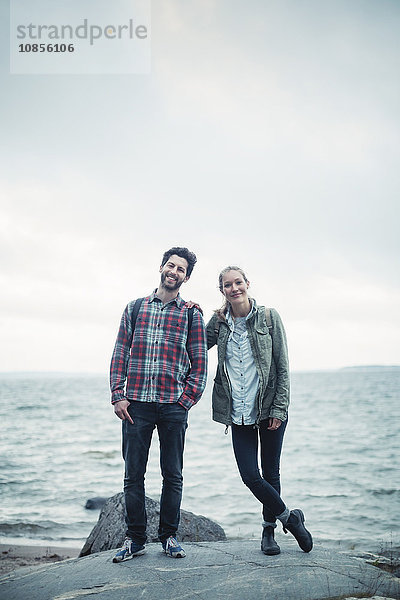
[206,302,290,427]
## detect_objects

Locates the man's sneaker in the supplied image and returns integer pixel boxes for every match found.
[162,536,186,558]
[112,537,146,563]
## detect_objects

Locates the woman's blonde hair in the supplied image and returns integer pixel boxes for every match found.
[216,265,250,319]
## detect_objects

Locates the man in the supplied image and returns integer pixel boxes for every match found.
[110,247,208,562]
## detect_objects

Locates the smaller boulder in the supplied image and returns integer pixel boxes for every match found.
[85,497,108,510]
[80,493,226,556]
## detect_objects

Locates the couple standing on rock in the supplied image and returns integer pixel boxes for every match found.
[110,246,313,563]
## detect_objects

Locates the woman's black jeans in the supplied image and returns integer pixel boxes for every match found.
[231,419,287,524]
[122,400,188,546]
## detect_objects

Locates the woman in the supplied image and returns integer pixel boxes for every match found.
[206,265,312,555]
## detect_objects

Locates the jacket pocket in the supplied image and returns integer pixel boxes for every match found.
[255,325,272,354]
[255,324,269,335]
[212,381,231,414]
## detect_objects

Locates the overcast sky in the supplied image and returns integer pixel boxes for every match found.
[1,0,399,373]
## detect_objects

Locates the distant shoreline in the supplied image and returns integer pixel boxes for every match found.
[339,365,400,371]
[0,365,399,378]
[0,544,80,576]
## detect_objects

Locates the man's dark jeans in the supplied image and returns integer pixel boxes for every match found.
[231,419,287,524]
[122,400,188,546]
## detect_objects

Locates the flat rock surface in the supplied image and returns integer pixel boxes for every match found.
[1,538,399,600]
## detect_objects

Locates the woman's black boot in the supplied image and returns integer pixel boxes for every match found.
[283,509,313,553]
[261,526,280,555]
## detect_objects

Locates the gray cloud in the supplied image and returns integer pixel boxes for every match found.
[1,0,399,371]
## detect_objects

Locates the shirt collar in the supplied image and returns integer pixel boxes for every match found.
[149,289,184,307]
[226,298,256,329]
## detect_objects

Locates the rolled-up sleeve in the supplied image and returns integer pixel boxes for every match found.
[110,303,133,404]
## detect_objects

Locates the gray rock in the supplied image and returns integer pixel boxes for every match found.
[85,497,108,510]
[79,493,226,556]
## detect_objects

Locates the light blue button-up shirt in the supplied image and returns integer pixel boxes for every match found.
[225,302,259,425]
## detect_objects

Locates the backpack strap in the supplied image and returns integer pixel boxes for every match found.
[214,318,221,337]
[265,307,273,333]
[187,306,194,331]
[131,297,145,332]
[185,306,195,353]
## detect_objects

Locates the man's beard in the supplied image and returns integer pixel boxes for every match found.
[160,272,182,291]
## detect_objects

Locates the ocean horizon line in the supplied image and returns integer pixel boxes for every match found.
[0,365,399,378]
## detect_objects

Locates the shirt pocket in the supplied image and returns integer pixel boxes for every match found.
[165,320,187,346]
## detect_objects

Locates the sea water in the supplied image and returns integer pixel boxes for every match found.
[0,369,399,554]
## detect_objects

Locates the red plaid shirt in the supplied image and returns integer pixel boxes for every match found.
[110,291,208,410]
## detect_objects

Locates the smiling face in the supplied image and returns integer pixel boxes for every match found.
[221,269,250,308]
[159,254,189,292]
